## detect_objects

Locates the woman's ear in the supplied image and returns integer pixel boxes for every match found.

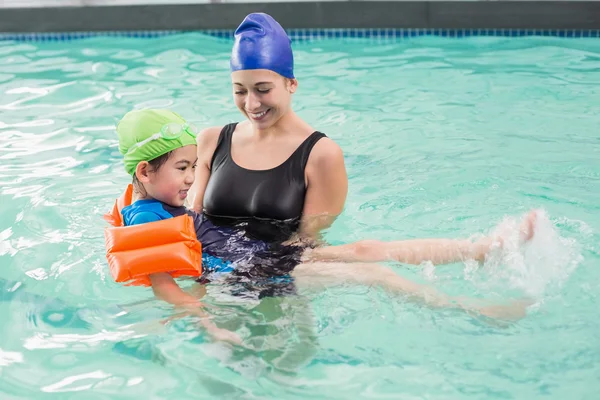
[135,161,151,183]
[287,78,298,94]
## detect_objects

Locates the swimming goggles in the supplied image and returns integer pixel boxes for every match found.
[126,122,199,155]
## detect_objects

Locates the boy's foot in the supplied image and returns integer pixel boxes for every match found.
[519,210,538,244]
[474,209,538,262]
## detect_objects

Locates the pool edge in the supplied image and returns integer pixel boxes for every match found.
[0,1,600,34]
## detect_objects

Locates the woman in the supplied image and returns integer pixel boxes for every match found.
[191,12,348,243]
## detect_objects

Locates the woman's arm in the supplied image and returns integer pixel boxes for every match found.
[300,138,348,239]
[190,126,222,213]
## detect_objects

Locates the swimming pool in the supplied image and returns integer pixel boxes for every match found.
[0,31,599,398]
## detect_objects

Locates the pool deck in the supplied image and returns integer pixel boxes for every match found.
[0,1,600,32]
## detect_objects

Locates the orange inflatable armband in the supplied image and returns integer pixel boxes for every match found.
[103,185,203,286]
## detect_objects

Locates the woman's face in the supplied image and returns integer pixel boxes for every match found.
[231,69,297,130]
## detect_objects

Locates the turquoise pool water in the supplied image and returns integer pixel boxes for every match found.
[1,33,599,398]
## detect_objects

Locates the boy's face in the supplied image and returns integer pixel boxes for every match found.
[145,145,197,207]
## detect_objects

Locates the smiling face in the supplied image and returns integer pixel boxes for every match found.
[231,69,297,130]
[134,144,198,207]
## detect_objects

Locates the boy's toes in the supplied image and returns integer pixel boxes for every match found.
[519,210,538,244]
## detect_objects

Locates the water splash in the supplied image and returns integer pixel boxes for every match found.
[478,209,584,299]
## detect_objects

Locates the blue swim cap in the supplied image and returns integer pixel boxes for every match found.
[230,13,294,79]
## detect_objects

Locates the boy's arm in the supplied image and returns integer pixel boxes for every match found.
[149,272,242,345]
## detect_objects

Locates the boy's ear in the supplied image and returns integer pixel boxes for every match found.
[135,161,151,183]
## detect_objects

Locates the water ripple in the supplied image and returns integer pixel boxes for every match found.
[0,34,598,398]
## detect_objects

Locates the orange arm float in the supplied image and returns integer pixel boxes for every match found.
[103,184,203,286]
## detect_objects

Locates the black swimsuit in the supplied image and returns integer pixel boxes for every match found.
[199,123,326,297]
[203,122,326,244]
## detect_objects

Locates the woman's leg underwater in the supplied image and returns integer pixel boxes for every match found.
[244,295,319,374]
[291,261,532,321]
[303,210,537,266]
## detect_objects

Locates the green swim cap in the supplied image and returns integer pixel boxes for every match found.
[117,109,197,175]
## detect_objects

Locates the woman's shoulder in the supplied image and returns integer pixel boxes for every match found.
[307,134,345,169]
[294,117,344,165]
[196,125,225,147]
[196,122,244,148]
[196,124,232,161]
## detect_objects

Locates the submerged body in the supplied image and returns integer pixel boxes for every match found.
[121,196,307,298]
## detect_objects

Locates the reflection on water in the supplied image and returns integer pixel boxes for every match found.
[0,33,599,397]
